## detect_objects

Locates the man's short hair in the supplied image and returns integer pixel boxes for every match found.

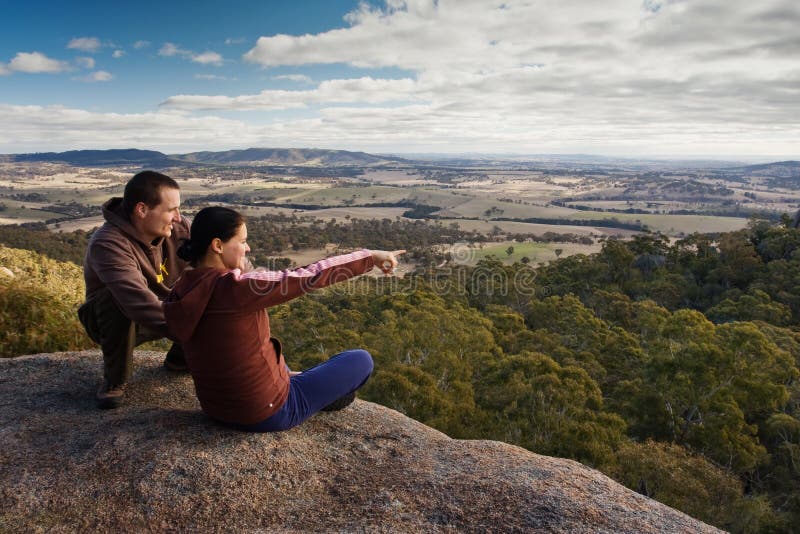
[123,171,179,216]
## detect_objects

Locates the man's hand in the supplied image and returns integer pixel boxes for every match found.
[371,249,406,275]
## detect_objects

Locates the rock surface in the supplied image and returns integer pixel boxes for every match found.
[0,351,722,533]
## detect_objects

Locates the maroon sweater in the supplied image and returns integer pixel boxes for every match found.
[163,250,374,425]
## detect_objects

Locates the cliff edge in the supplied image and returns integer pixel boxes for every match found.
[0,351,721,533]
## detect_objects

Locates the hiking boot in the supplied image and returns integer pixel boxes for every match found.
[96,380,126,409]
[163,343,189,373]
[322,391,356,412]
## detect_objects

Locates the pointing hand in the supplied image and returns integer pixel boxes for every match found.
[371,249,406,275]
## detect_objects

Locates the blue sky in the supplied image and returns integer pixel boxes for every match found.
[0,1,391,112]
[1,0,798,159]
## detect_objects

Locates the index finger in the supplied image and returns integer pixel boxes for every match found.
[392,249,407,257]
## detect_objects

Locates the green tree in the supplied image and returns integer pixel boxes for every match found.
[270,297,365,369]
[706,289,792,326]
[0,246,93,357]
[612,440,777,533]
[621,310,796,474]
[476,351,626,468]
[359,290,498,437]
[711,231,762,291]
[526,294,645,395]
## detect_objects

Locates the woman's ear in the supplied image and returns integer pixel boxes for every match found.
[210,237,224,254]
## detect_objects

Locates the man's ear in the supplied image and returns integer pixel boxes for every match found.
[133,202,148,220]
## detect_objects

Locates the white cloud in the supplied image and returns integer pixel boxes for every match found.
[89,70,113,82]
[1,101,796,157]
[191,51,223,65]
[0,104,272,153]
[8,52,69,73]
[4,0,798,157]
[195,74,235,81]
[76,57,95,69]
[161,92,306,112]
[74,71,113,83]
[273,74,313,84]
[159,42,191,57]
[133,40,151,49]
[225,37,246,45]
[0,63,9,76]
[161,76,421,111]
[67,37,102,53]
[112,50,125,58]
[159,43,223,66]
[226,0,800,156]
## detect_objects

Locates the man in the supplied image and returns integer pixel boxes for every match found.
[78,170,190,409]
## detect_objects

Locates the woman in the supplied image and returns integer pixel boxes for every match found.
[164,206,403,432]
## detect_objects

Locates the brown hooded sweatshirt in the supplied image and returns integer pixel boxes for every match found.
[83,197,190,337]
[163,249,374,425]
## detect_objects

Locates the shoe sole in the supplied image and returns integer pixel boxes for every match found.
[163,360,189,372]
[322,392,356,412]
[96,396,123,409]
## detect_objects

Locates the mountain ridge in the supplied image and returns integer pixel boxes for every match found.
[0,147,407,167]
[0,148,174,167]
[2,148,797,174]
[173,147,408,166]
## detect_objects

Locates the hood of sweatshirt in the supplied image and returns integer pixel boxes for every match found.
[163,268,225,343]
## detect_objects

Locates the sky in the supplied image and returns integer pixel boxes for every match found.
[0,0,798,160]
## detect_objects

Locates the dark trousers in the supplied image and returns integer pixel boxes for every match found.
[77,288,179,385]
[242,349,373,432]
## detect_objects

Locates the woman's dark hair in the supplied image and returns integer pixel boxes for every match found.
[123,170,179,216]
[177,207,245,265]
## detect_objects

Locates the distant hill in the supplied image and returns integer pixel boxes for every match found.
[3,149,176,167]
[0,147,407,168]
[731,160,800,189]
[737,160,800,178]
[2,149,795,172]
[174,147,405,166]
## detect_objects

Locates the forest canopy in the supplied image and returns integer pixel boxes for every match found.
[2,217,799,533]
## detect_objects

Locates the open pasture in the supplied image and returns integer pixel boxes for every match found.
[468,240,602,265]
[566,210,748,234]
[364,169,439,186]
[434,218,635,238]
[291,206,409,221]
[441,197,576,219]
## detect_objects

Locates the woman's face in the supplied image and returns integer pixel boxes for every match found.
[220,223,250,270]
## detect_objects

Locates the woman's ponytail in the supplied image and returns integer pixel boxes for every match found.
[176,238,196,262]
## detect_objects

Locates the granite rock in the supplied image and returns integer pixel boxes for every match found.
[0,351,722,533]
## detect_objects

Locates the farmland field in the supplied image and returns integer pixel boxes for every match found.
[1,156,797,264]
[465,241,602,265]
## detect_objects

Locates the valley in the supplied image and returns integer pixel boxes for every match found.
[1,149,798,269]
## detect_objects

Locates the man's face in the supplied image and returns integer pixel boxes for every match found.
[138,187,181,241]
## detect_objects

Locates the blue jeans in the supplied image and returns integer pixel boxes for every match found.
[240,349,373,432]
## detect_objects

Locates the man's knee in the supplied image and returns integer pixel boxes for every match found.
[80,289,133,343]
[77,301,100,344]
